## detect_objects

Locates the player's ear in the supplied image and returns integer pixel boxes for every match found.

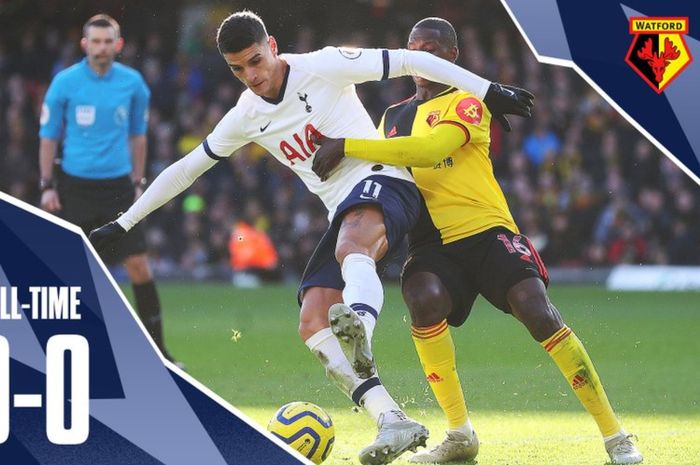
[449,46,459,63]
[115,37,125,54]
[268,36,278,55]
[80,37,88,53]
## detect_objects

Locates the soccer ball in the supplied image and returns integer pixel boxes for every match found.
[267,401,335,464]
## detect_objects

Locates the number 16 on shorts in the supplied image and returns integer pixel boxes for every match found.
[0,334,89,445]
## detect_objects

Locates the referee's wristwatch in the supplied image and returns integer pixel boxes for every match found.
[39,178,56,192]
[132,177,147,188]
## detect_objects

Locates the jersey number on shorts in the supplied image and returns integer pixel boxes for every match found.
[497,233,531,256]
[359,180,383,200]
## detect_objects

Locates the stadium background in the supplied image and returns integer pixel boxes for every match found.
[2,0,699,283]
[1,2,699,464]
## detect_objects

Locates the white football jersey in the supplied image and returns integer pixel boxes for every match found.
[115,46,490,231]
[205,47,418,218]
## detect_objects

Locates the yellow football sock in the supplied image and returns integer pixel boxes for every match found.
[542,326,622,437]
[412,320,468,429]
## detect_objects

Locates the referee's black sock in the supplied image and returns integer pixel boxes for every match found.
[132,280,168,355]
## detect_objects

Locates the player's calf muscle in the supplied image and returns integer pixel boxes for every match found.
[299,307,329,340]
[299,287,341,340]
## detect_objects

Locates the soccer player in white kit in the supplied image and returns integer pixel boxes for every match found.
[90,11,533,465]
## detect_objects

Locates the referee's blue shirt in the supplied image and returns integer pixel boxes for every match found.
[39,58,150,180]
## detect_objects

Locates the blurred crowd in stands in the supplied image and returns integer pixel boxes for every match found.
[1,0,698,282]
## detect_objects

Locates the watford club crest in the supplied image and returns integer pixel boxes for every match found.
[426,110,441,127]
[625,17,692,94]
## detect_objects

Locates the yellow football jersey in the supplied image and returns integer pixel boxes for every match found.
[379,88,518,245]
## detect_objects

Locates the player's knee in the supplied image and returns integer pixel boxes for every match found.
[402,278,451,327]
[334,240,368,264]
[508,279,562,341]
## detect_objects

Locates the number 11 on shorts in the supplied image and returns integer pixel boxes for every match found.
[361,180,383,199]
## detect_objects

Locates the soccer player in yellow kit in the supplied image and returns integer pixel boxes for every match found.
[312,17,643,465]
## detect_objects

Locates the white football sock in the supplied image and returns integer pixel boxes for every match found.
[306,328,362,399]
[604,429,628,444]
[360,385,401,423]
[451,419,475,436]
[306,327,398,423]
[341,253,383,342]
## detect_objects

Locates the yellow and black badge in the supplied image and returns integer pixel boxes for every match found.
[625,17,693,93]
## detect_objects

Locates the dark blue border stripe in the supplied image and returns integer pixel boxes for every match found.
[276,406,333,428]
[351,377,381,406]
[272,427,321,458]
[381,49,389,80]
[350,303,378,320]
[202,139,225,161]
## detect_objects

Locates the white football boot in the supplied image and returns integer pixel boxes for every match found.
[359,410,429,465]
[408,427,479,463]
[605,431,643,464]
[329,303,375,379]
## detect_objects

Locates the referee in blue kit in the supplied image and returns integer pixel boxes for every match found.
[39,14,181,368]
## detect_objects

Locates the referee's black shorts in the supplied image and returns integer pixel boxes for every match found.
[402,226,549,327]
[58,171,147,264]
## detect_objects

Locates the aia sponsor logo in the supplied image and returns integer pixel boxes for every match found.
[625,17,692,93]
[279,123,324,166]
[426,372,443,383]
[572,374,588,390]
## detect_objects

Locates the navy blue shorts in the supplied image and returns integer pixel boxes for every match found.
[297,175,420,304]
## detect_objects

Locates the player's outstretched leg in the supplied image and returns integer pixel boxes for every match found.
[307,327,428,465]
[542,325,643,464]
[333,204,390,378]
[302,288,428,464]
[408,322,478,464]
[508,278,642,464]
[403,272,479,463]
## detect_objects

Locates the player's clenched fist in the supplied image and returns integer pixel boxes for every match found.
[89,221,126,253]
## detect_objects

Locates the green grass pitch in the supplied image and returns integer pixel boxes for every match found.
[124,284,700,465]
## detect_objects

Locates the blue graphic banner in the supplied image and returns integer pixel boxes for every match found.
[503,0,700,184]
[0,193,308,464]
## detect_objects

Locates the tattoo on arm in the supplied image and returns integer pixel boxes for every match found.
[343,208,365,228]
